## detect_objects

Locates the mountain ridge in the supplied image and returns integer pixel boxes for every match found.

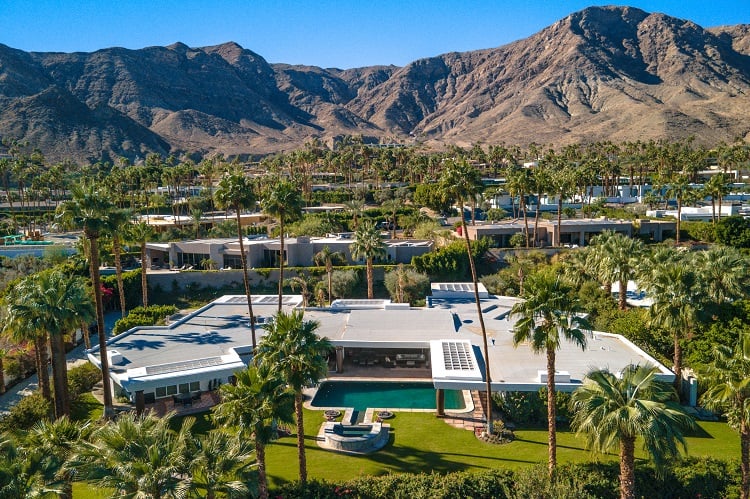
[1,5,749,162]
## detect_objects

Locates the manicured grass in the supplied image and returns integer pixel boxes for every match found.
[70,392,104,421]
[264,409,741,488]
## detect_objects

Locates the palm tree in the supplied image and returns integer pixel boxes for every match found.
[72,412,192,498]
[108,209,131,318]
[571,364,694,499]
[510,269,589,476]
[637,251,698,392]
[694,246,749,306]
[183,430,252,499]
[256,310,330,484]
[438,158,495,432]
[5,271,95,419]
[591,231,644,310]
[125,221,154,308]
[56,183,115,417]
[350,221,386,299]
[262,178,303,312]
[704,173,730,224]
[665,175,694,245]
[28,416,91,499]
[698,333,750,499]
[214,171,259,350]
[212,364,294,499]
[313,246,346,305]
[0,434,57,498]
[343,199,365,230]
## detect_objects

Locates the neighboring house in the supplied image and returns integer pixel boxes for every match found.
[145,235,433,270]
[464,218,676,247]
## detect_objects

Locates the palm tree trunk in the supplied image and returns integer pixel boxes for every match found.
[620,435,636,499]
[50,331,70,419]
[0,354,5,395]
[741,420,750,499]
[718,193,723,221]
[676,198,682,245]
[295,391,307,484]
[81,321,91,350]
[140,242,149,307]
[711,197,716,225]
[618,279,628,311]
[673,332,683,394]
[534,191,542,247]
[521,191,530,248]
[366,258,374,299]
[546,348,557,477]
[35,335,51,403]
[327,268,333,305]
[461,216,493,434]
[278,220,285,312]
[89,234,114,419]
[556,195,563,246]
[113,235,126,318]
[236,209,257,351]
[256,441,269,499]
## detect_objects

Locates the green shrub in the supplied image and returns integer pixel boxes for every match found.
[112,304,178,335]
[102,269,143,311]
[68,362,103,399]
[0,393,51,432]
[493,390,545,425]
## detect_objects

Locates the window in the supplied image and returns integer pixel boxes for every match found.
[179,383,190,394]
[166,385,177,396]
[155,387,166,398]
[190,381,200,391]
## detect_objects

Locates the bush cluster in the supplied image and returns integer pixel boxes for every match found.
[273,459,740,498]
[112,304,178,336]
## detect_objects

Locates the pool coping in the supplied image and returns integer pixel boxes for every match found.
[303,378,475,423]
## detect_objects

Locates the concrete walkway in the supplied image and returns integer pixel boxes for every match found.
[0,311,121,415]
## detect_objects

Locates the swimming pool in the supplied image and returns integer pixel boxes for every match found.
[311,381,466,413]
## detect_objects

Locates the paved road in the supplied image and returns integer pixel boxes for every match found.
[0,311,121,415]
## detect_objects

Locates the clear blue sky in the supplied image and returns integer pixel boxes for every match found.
[1,1,747,69]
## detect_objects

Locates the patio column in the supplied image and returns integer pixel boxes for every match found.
[336,346,344,373]
[135,390,145,416]
[436,388,445,417]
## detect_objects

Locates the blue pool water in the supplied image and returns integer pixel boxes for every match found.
[311,381,466,413]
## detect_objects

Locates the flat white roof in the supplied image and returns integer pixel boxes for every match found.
[92,288,673,394]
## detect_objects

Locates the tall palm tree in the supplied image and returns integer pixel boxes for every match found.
[183,430,252,499]
[126,221,155,308]
[438,158,495,432]
[108,209,131,318]
[313,246,346,305]
[6,271,95,419]
[262,179,303,312]
[71,412,192,498]
[694,246,749,306]
[56,182,115,418]
[510,269,589,477]
[704,173,730,224]
[664,175,693,245]
[350,221,386,299]
[571,364,694,499]
[343,199,365,230]
[256,310,330,484]
[637,251,698,392]
[0,434,58,499]
[213,364,294,499]
[214,171,259,350]
[698,333,750,499]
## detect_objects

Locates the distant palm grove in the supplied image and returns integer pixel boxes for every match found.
[1,134,750,498]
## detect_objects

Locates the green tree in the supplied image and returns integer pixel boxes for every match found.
[510,269,589,476]
[313,246,346,305]
[698,333,750,499]
[591,231,644,310]
[0,434,57,499]
[262,179,304,312]
[212,364,294,499]
[214,171,259,349]
[125,221,154,308]
[105,207,131,318]
[350,221,386,299]
[184,430,252,499]
[5,271,94,419]
[439,158,495,432]
[571,364,694,499]
[56,183,116,418]
[384,264,431,304]
[72,412,192,498]
[256,310,330,484]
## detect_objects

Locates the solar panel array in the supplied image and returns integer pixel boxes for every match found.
[145,356,224,376]
[442,341,474,371]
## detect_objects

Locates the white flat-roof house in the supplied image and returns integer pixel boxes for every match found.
[88,285,673,413]
[144,235,433,270]
[464,218,676,247]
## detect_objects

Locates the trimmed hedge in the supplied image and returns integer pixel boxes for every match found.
[272,459,740,498]
[112,304,178,336]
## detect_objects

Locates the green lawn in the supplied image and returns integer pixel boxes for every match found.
[71,406,741,497]
[264,409,741,488]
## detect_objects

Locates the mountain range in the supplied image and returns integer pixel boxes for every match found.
[1,5,749,163]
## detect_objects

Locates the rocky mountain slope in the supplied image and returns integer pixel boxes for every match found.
[0,5,748,162]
